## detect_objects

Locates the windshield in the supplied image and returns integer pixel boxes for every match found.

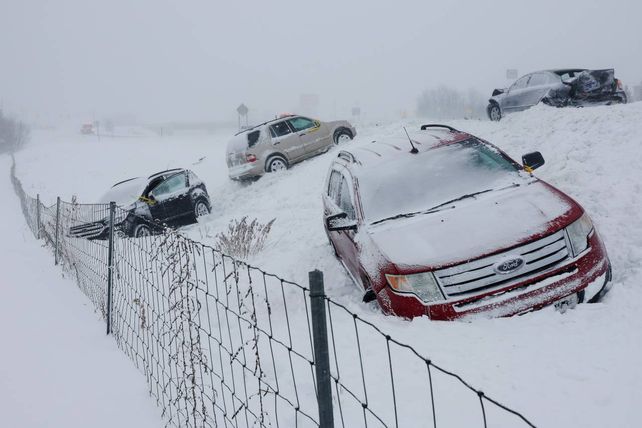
[98,177,147,205]
[359,139,523,224]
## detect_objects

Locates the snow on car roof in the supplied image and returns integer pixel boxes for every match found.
[339,128,470,168]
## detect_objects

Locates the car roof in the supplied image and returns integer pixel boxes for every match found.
[148,168,185,179]
[233,115,297,136]
[335,125,472,169]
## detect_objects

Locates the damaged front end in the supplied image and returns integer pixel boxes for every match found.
[546,69,627,107]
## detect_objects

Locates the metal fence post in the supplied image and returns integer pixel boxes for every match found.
[106,201,115,335]
[36,194,41,239]
[309,270,335,428]
[54,196,61,265]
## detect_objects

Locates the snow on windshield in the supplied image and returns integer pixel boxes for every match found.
[98,177,147,205]
[358,140,522,224]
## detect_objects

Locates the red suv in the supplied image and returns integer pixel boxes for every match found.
[323,124,612,320]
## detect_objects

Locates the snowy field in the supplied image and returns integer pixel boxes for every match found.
[0,156,161,427]
[10,103,642,427]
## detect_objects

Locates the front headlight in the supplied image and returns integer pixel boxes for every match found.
[386,272,445,303]
[566,213,594,257]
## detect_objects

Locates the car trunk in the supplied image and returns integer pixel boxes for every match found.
[569,69,618,97]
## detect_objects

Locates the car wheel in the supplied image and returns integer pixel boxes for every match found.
[488,104,501,121]
[133,223,152,238]
[266,156,288,173]
[334,129,353,145]
[194,199,210,219]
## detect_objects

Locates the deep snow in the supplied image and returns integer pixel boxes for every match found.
[0,156,161,428]
[12,103,642,427]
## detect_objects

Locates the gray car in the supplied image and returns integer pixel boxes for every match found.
[487,68,627,121]
[226,115,356,180]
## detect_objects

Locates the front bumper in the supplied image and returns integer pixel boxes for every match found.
[380,230,612,320]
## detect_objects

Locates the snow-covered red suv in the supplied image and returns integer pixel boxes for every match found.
[322,124,612,320]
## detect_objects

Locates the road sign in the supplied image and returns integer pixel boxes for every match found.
[506,69,519,79]
[236,104,249,116]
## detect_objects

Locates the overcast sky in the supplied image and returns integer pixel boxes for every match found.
[1,0,641,123]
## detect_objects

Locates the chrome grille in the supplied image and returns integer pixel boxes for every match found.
[435,230,570,298]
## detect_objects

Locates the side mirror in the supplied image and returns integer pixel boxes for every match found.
[326,212,357,232]
[522,151,545,172]
[492,88,505,96]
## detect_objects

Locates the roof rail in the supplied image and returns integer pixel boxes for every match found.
[420,124,460,132]
[338,151,356,163]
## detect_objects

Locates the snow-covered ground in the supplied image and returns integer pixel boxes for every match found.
[11,103,642,427]
[0,156,161,428]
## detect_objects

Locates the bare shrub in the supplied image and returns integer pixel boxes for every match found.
[215,217,275,259]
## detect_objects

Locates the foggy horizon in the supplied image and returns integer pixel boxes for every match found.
[2,0,641,125]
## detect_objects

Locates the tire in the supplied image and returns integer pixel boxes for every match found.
[266,156,288,173]
[194,199,210,219]
[133,223,152,238]
[488,103,502,121]
[334,129,353,145]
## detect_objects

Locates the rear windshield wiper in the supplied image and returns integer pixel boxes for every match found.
[370,185,519,226]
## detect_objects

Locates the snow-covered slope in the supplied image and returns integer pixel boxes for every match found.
[14,103,642,427]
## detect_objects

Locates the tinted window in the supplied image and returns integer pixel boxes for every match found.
[288,117,316,132]
[149,174,186,199]
[511,75,530,90]
[270,121,292,137]
[247,130,261,147]
[338,177,356,219]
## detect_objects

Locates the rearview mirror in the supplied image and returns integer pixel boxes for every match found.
[326,212,357,232]
[492,88,505,96]
[522,151,545,172]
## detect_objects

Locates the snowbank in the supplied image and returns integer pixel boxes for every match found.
[12,103,642,427]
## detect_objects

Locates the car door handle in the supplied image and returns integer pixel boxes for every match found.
[274,141,281,145]
[299,133,306,137]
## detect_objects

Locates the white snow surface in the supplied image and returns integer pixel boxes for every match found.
[11,103,642,427]
[0,157,161,427]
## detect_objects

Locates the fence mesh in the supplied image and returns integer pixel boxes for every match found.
[9,156,536,428]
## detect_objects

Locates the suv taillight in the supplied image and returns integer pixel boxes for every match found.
[246,154,257,163]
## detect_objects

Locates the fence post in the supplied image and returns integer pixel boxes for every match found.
[54,196,61,265]
[309,270,334,428]
[36,194,41,239]
[106,202,115,335]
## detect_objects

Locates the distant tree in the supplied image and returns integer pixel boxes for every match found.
[0,110,30,153]
[417,86,487,120]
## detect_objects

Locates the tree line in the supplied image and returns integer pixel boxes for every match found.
[0,110,29,153]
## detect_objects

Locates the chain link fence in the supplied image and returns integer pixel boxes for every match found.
[9,156,536,428]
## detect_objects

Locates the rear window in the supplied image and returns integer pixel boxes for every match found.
[247,130,261,147]
[270,121,292,138]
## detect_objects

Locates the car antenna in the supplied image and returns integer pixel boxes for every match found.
[403,127,419,154]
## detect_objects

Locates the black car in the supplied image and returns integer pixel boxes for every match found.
[69,168,211,239]
[487,69,627,121]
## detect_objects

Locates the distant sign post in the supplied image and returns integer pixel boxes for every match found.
[506,69,519,80]
[237,103,249,131]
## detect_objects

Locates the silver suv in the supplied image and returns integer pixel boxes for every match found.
[226,115,356,180]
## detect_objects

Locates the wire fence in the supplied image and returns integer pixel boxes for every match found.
[9,157,537,428]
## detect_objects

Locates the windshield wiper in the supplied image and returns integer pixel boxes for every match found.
[370,185,520,227]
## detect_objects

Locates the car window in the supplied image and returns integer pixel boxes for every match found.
[247,130,261,147]
[269,121,292,138]
[338,176,356,220]
[287,117,316,132]
[511,75,530,90]
[149,173,186,199]
[528,73,549,86]
[328,170,342,203]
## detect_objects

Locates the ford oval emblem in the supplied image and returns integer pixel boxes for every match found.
[493,256,525,275]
